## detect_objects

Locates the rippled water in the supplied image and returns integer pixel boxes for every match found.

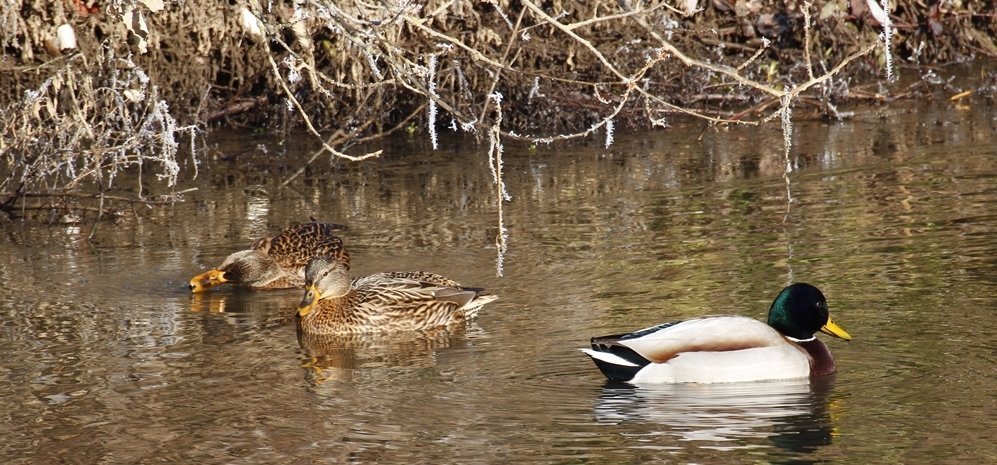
[1,99,995,464]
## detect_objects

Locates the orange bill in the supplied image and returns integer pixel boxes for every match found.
[189,269,227,293]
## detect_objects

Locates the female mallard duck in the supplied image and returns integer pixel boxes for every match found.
[296,256,498,334]
[581,283,851,384]
[189,220,349,293]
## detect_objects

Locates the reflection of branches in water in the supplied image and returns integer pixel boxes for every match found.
[253,1,885,157]
[245,2,885,270]
[781,94,795,284]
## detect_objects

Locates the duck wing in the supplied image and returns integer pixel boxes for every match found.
[350,273,494,329]
[592,316,786,364]
[253,221,349,269]
[583,316,803,383]
[359,271,464,288]
[628,344,810,383]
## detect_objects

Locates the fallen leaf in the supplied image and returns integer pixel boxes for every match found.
[123,7,150,54]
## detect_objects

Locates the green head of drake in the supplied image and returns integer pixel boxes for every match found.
[767,283,852,341]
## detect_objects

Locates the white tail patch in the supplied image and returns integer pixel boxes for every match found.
[580,349,639,367]
[461,294,498,319]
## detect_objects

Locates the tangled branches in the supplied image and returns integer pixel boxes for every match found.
[0,47,197,226]
[249,0,905,161]
[244,0,900,273]
[0,0,991,227]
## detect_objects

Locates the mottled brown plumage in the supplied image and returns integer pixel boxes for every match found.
[296,256,498,334]
[189,220,349,292]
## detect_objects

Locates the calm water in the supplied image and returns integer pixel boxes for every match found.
[1,100,995,464]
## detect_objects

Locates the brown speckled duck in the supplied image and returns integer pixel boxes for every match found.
[296,256,498,334]
[189,220,349,293]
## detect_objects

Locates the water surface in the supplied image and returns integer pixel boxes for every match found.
[1,99,995,464]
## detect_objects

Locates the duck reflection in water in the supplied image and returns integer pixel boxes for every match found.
[188,289,243,314]
[593,376,839,455]
[187,290,297,345]
[296,325,480,385]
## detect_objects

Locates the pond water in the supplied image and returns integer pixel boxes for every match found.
[1,99,995,464]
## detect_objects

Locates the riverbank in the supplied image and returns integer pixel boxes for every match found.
[1,1,994,221]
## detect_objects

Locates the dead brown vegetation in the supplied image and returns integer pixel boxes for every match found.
[0,0,994,225]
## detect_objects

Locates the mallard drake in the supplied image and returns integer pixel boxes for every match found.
[296,256,498,334]
[189,220,349,293]
[581,283,851,384]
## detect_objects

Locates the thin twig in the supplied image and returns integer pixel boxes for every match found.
[522,0,630,82]
[803,2,816,81]
[565,2,679,31]
[477,6,527,126]
[278,110,395,189]
[89,190,104,239]
[260,26,382,163]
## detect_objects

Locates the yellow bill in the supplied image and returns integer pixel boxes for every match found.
[820,316,852,341]
[298,284,320,317]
